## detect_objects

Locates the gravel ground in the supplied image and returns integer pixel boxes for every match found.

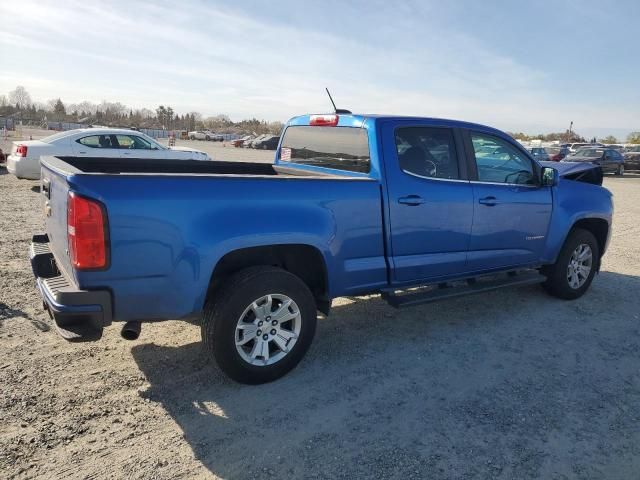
[1,162,640,479]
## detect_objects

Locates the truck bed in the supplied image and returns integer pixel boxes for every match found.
[40,155,386,323]
[52,156,344,178]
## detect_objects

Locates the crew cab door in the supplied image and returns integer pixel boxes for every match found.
[463,130,552,270]
[382,121,474,283]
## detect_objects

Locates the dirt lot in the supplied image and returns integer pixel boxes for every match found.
[1,161,640,479]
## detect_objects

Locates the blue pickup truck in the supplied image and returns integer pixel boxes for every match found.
[32,113,612,383]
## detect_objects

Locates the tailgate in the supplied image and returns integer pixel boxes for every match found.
[41,163,74,280]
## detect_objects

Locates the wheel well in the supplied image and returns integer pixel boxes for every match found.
[208,245,330,314]
[571,218,609,258]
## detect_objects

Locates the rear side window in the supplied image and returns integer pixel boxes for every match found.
[395,127,459,180]
[279,126,370,173]
[77,135,114,148]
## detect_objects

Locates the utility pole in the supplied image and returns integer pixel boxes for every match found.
[567,121,573,143]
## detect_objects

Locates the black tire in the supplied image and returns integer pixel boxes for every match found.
[542,228,599,300]
[190,135,195,140]
[201,266,317,384]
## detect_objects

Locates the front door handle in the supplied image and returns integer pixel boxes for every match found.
[398,195,426,206]
[478,196,498,206]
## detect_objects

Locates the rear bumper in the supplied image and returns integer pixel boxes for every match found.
[30,234,112,342]
[7,154,40,179]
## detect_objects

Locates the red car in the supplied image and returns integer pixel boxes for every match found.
[547,146,570,161]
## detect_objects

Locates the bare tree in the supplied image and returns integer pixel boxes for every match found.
[8,85,32,109]
[0,95,8,107]
[600,135,618,144]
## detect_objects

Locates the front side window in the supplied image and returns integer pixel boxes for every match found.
[395,127,459,180]
[116,135,153,149]
[471,133,536,185]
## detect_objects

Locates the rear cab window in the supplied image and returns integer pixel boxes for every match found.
[278,126,370,173]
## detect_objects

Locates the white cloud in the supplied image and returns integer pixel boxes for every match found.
[0,0,637,137]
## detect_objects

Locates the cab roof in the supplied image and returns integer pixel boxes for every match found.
[286,113,507,137]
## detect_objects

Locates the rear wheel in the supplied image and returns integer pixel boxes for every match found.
[542,228,599,300]
[201,266,317,384]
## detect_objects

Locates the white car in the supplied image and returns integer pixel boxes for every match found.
[188,130,210,140]
[7,128,210,179]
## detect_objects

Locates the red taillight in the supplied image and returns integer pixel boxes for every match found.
[67,192,108,270]
[16,144,28,157]
[309,114,339,126]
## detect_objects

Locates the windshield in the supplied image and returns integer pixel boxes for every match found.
[279,126,370,173]
[139,133,166,150]
[573,149,603,157]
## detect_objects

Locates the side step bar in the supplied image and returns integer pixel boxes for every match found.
[381,270,546,308]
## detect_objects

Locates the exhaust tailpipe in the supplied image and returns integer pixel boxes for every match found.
[121,321,142,341]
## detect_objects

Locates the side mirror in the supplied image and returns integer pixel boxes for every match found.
[541,166,558,187]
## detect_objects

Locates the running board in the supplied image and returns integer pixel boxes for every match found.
[382,270,546,308]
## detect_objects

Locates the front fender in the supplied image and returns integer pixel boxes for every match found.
[541,178,613,264]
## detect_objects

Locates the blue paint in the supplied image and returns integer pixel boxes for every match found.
[40,114,613,322]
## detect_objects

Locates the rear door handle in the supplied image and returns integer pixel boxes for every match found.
[398,195,426,206]
[478,196,498,206]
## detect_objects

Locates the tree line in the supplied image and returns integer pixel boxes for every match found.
[508,130,640,145]
[1,85,638,142]
[0,85,283,135]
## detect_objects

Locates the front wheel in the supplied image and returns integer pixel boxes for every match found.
[201,266,317,384]
[542,228,599,300]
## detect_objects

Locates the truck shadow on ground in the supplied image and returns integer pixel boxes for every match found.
[132,271,640,479]
[0,302,51,332]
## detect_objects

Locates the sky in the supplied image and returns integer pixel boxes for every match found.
[0,0,639,139]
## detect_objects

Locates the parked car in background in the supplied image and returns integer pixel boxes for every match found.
[246,134,268,148]
[568,142,603,153]
[205,131,224,142]
[7,128,210,179]
[606,144,625,152]
[188,131,211,140]
[253,135,280,150]
[233,135,253,147]
[623,145,640,170]
[546,146,570,162]
[563,147,625,175]
[529,147,550,161]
